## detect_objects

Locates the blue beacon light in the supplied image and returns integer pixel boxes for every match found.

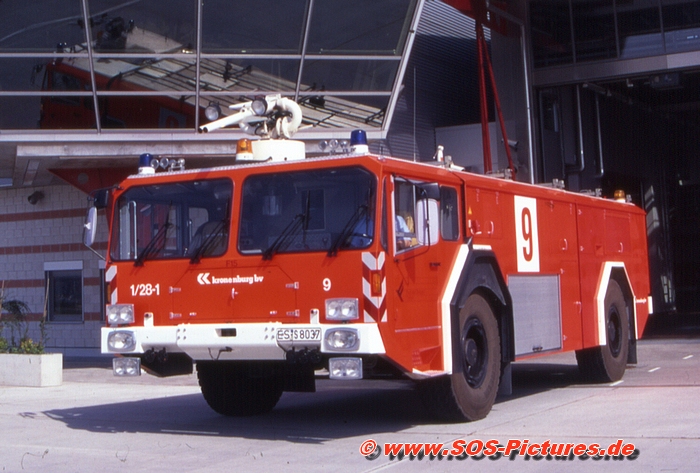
[138,153,156,175]
[350,129,369,154]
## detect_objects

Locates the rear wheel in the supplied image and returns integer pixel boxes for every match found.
[576,279,630,382]
[420,293,501,422]
[197,361,284,416]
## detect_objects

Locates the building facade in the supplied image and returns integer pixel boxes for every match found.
[1,0,700,354]
[1,0,492,354]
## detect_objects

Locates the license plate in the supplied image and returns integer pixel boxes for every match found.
[277,328,321,342]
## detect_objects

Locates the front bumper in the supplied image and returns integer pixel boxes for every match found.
[101,322,386,361]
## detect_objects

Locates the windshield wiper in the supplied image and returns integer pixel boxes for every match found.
[327,203,368,257]
[135,221,172,266]
[263,213,306,260]
[262,193,312,260]
[189,219,228,264]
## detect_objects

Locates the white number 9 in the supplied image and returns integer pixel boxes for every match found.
[322,278,332,292]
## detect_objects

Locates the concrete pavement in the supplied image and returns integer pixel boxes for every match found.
[0,337,698,472]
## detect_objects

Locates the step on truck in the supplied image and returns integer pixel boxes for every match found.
[87,96,651,421]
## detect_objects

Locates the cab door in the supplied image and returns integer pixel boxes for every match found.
[383,176,461,373]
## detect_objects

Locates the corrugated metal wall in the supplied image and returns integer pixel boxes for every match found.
[384,0,484,161]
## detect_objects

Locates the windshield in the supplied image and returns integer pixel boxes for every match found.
[110,178,233,263]
[239,167,376,256]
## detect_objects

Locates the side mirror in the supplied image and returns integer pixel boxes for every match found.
[416,198,439,246]
[83,206,98,247]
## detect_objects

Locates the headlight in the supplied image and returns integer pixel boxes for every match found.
[113,357,141,376]
[107,331,136,352]
[106,304,134,325]
[324,328,359,351]
[325,298,359,321]
[329,357,362,379]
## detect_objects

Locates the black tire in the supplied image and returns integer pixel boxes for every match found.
[576,279,630,382]
[197,361,284,416]
[420,293,501,422]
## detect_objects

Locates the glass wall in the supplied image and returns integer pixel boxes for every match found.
[530,0,574,67]
[618,0,663,58]
[0,0,418,131]
[570,0,617,62]
[531,0,700,68]
[663,0,700,53]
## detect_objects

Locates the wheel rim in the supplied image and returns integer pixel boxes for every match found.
[607,306,623,358]
[462,317,488,388]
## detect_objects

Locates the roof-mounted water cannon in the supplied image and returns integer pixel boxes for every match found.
[199,97,267,134]
[201,95,306,162]
[199,94,302,139]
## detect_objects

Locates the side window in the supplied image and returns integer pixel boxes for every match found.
[440,186,460,241]
[394,178,440,251]
[394,180,419,252]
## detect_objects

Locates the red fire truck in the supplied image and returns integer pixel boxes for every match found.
[87,97,651,422]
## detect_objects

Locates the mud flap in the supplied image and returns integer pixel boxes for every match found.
[142,352,193,377]
[498,362,512,396]
[627,337,637,364]
[283,363,316,392]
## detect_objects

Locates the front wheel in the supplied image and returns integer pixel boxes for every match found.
[576,279,630,382]
[197,361,284,416]
[420,293,501,422]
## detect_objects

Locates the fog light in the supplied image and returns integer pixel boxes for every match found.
[107,331,136,352]
[113,357,141,376]
[325,298,359,321]
[329,357,362,379]
[324,328,359,351]
[106,304,134,325]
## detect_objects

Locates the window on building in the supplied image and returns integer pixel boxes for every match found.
[531,0,575,68]
[662,0,700,53]
[617,0,663,59]
[45,262,84,322]
[572,0,617,62]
